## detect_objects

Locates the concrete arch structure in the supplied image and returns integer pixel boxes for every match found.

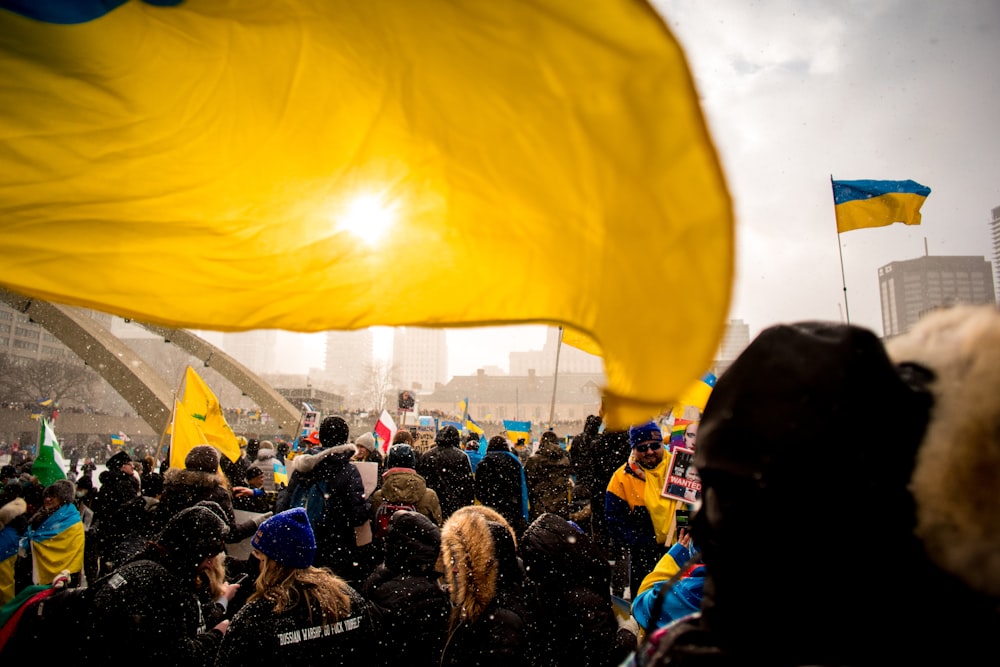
[133,322,300,435]
[0,289,174,435]
[0,288,300,438]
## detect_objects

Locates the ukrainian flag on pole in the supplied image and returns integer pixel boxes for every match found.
[832,179,931,233]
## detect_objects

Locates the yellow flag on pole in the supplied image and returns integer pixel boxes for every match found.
[0,0,733,429]
[173,366,241,465]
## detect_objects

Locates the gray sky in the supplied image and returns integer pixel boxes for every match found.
[659,0,1000,337]
[299,1,1000,377]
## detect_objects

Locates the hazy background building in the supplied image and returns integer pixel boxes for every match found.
[0,306,110,362]
[878,254,996,338]
[392,327,447,392]
[509,327,604,376]
[222,330,281,375]
[324,329,373,394]
[990,204,1000,290]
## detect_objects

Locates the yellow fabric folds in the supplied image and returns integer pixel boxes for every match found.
[169,367,242,468]
[0,0,733,429]
[835,192,928,233]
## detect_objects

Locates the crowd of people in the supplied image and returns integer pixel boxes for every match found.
[0,304,999,665]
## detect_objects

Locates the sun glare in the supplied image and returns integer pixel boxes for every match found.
[335,192,398,245]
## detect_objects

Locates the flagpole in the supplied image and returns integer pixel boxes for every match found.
[831,175,851,324]
[548,326,564,429]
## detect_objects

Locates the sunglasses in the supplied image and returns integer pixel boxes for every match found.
[633,442,662,453]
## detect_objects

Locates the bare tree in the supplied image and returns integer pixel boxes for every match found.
[0,353,101,408]
[361,359,395,412]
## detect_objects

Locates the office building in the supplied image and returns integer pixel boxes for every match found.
[324,329,374,393]
[878,255,996,338]
[392,327,447,392]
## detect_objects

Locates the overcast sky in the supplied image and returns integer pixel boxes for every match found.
[298,1,1000,378]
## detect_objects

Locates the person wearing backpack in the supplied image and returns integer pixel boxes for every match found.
[275,416,370,586]
[370,445,443,541]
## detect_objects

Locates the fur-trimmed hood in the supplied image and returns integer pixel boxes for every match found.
[886,304,1000,598]
[290,443,356,476]
[162,466,222,491]
[0,496,26,530]
[439,505,521,625]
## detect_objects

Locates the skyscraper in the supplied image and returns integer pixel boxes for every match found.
[392,327,447,392]
[222,330,280,375]
[990,204,1000,290]
[717,319,751,361]
[878,255,996,338]
[324,329,374,394]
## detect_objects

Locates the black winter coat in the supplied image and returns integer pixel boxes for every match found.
[415,444,474,520]
[215,584,376,666]
[363,511,450,667]
[85,557,223,665]
[475,448,528,537]
[92,468,143,558]
[275,443,370,577]
[520,513,635,667]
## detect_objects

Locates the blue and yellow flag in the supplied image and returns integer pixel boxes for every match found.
[21,503,84,585]
[0,503,24,603]
[0,0,733,430]
[273,460,288,487]
[464,416,489,456]
[503,420,533,446]
[832,179,931,234]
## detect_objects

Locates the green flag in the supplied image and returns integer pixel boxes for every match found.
[33,418,67,487]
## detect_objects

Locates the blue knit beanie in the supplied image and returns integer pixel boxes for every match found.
[251,507,316,568]
[629,420,663,448]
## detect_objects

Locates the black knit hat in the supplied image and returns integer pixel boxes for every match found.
[385,444,416,469]
[106,450,132,471]
[156,504,229,572]
[436,425,461,448]
[318,416,350,448]
[184,445,220,473]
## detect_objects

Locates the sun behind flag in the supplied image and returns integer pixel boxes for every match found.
[0,0,734,430]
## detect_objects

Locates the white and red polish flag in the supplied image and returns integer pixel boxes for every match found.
[374,409,397,455]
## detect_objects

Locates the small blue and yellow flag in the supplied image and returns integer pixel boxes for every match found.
[273,460,288,487]
[503,419,532,446]
[832,179,931,234]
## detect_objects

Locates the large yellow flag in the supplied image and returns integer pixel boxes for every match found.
[173,366,242,466]
[0,0,733,429]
